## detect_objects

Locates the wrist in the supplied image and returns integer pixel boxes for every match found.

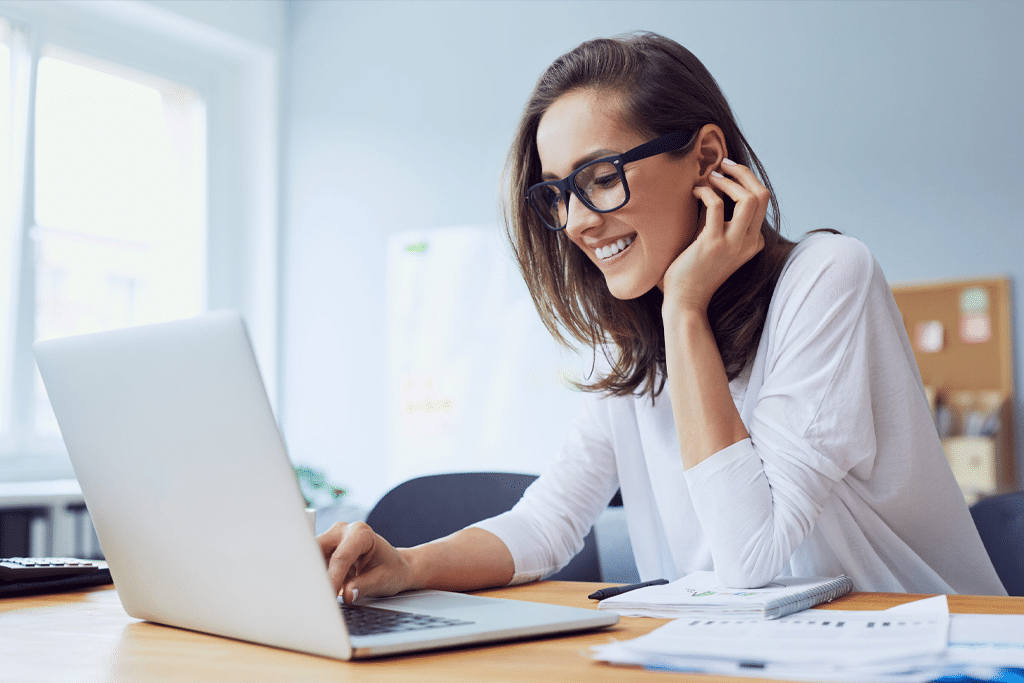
[662,297,710,329]
[397,546,425,591]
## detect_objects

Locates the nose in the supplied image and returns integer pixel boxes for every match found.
[563,192,603,241]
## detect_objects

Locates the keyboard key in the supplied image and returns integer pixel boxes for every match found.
[0,557,101,582]
[339,603,474,637]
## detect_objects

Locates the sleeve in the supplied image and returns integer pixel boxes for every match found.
[472,392,621,584]
[684,236,886,587]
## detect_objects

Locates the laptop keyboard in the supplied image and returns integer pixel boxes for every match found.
[340,602,475,637]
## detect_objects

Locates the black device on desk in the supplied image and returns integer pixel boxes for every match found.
[0,557,112,597]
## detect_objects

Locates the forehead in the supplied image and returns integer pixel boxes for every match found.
[535,90,643,177]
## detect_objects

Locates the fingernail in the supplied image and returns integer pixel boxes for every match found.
[722,158,737,165]
[351,588,359,603]
[711,171,725,178]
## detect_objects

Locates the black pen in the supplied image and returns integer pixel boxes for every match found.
[588,578,669,600]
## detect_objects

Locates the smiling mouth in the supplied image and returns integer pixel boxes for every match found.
[596,235,635,261]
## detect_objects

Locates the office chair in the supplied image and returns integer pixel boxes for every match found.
[969,490,1024,596]
[364,472,602,581]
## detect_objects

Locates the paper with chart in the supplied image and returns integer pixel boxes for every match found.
[595,605,948,667]
[593,594,1024,682]
[591,595,951,681]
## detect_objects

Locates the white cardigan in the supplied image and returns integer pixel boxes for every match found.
[474,234,1006,595]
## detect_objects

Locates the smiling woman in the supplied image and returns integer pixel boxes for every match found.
[314,30,1007,602]
[533,90,707,303]
[508,40,794,397]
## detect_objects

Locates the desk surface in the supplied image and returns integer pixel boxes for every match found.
[2,581,1023,683]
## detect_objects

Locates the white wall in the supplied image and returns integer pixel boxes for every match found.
[146,0,285,52]
[281,1,1024,507]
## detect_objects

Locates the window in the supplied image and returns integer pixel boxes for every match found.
[32,46,207,436]
[1,19,14,439]
[0,4,279,480]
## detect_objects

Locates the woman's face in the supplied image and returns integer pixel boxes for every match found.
[535,90,702,300]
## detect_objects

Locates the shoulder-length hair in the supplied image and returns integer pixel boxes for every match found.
[504,31,796,399]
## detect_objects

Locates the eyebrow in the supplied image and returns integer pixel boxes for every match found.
[540,148,619,181]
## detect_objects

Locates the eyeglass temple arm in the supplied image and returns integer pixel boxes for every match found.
[619,128,699,165]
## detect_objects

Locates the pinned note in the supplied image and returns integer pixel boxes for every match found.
[959,287,989,314]
[915,320,945,353]
[960,315,992,344]
[959,286,992,344]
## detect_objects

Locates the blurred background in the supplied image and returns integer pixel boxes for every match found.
[1,1,1022,560]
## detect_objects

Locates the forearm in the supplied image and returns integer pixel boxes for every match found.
[664,305,749,469]
[400,527,515,592]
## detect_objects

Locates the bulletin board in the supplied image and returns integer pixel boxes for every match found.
[892,278,1013,393]
[891,276,1016,499]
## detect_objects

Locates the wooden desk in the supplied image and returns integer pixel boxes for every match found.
[2,581,1023,683]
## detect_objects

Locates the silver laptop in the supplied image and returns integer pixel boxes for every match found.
[33,311,617,660]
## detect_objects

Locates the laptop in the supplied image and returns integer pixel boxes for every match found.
[33,311,618,660]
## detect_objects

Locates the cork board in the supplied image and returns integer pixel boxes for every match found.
[891,277,1013,395]
[890,276,1015,493]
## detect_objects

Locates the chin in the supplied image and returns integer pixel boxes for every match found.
[604,277,653,301]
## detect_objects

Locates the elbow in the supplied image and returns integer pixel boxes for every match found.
[704,501,820,589]
[710,536,789,589]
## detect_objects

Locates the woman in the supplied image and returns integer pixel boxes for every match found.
[318,32,1006,600]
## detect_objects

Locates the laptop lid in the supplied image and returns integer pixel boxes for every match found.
[34,312,355,659]
[33,312,617,660]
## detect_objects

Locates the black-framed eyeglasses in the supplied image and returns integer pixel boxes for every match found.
[526,128,698,232]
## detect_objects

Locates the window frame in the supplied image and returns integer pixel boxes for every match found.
[0,1,280,481]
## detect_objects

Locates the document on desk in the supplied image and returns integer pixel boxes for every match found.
[591,595,951,682]
[945,613,1024,672]
[592,595,1024,682]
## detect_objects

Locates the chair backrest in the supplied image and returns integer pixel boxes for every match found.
[969,490,1024,596]
[365,472,601,581]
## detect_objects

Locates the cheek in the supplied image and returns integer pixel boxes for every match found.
[638,188,699,251]
[567,233,597,263]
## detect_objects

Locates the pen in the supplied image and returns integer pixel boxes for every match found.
[588,578,669,600]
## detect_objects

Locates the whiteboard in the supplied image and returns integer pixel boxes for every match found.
[384,225,592,490]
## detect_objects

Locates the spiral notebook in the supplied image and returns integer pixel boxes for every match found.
[597,571,853,619]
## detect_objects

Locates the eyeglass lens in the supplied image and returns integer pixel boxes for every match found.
[529,160,627,230]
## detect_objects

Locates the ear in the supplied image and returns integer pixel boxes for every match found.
[692,124,728,181]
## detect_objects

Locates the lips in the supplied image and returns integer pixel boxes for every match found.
[596,235,635,260]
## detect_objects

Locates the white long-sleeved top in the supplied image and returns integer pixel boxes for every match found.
[474,234,1007,595]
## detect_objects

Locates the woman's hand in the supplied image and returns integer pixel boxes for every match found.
[661,158,761,468]
[661,159,770,315]
[317,521,415,603]
[318,523,514,602]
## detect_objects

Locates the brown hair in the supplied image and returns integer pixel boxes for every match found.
[505,31,797,399]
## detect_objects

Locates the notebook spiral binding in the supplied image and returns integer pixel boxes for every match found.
[763,575,854,619]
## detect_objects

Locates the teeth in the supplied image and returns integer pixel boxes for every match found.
[597,236,634,260]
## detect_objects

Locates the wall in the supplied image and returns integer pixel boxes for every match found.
[281,0,1024,507]
[146,0,285,52]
